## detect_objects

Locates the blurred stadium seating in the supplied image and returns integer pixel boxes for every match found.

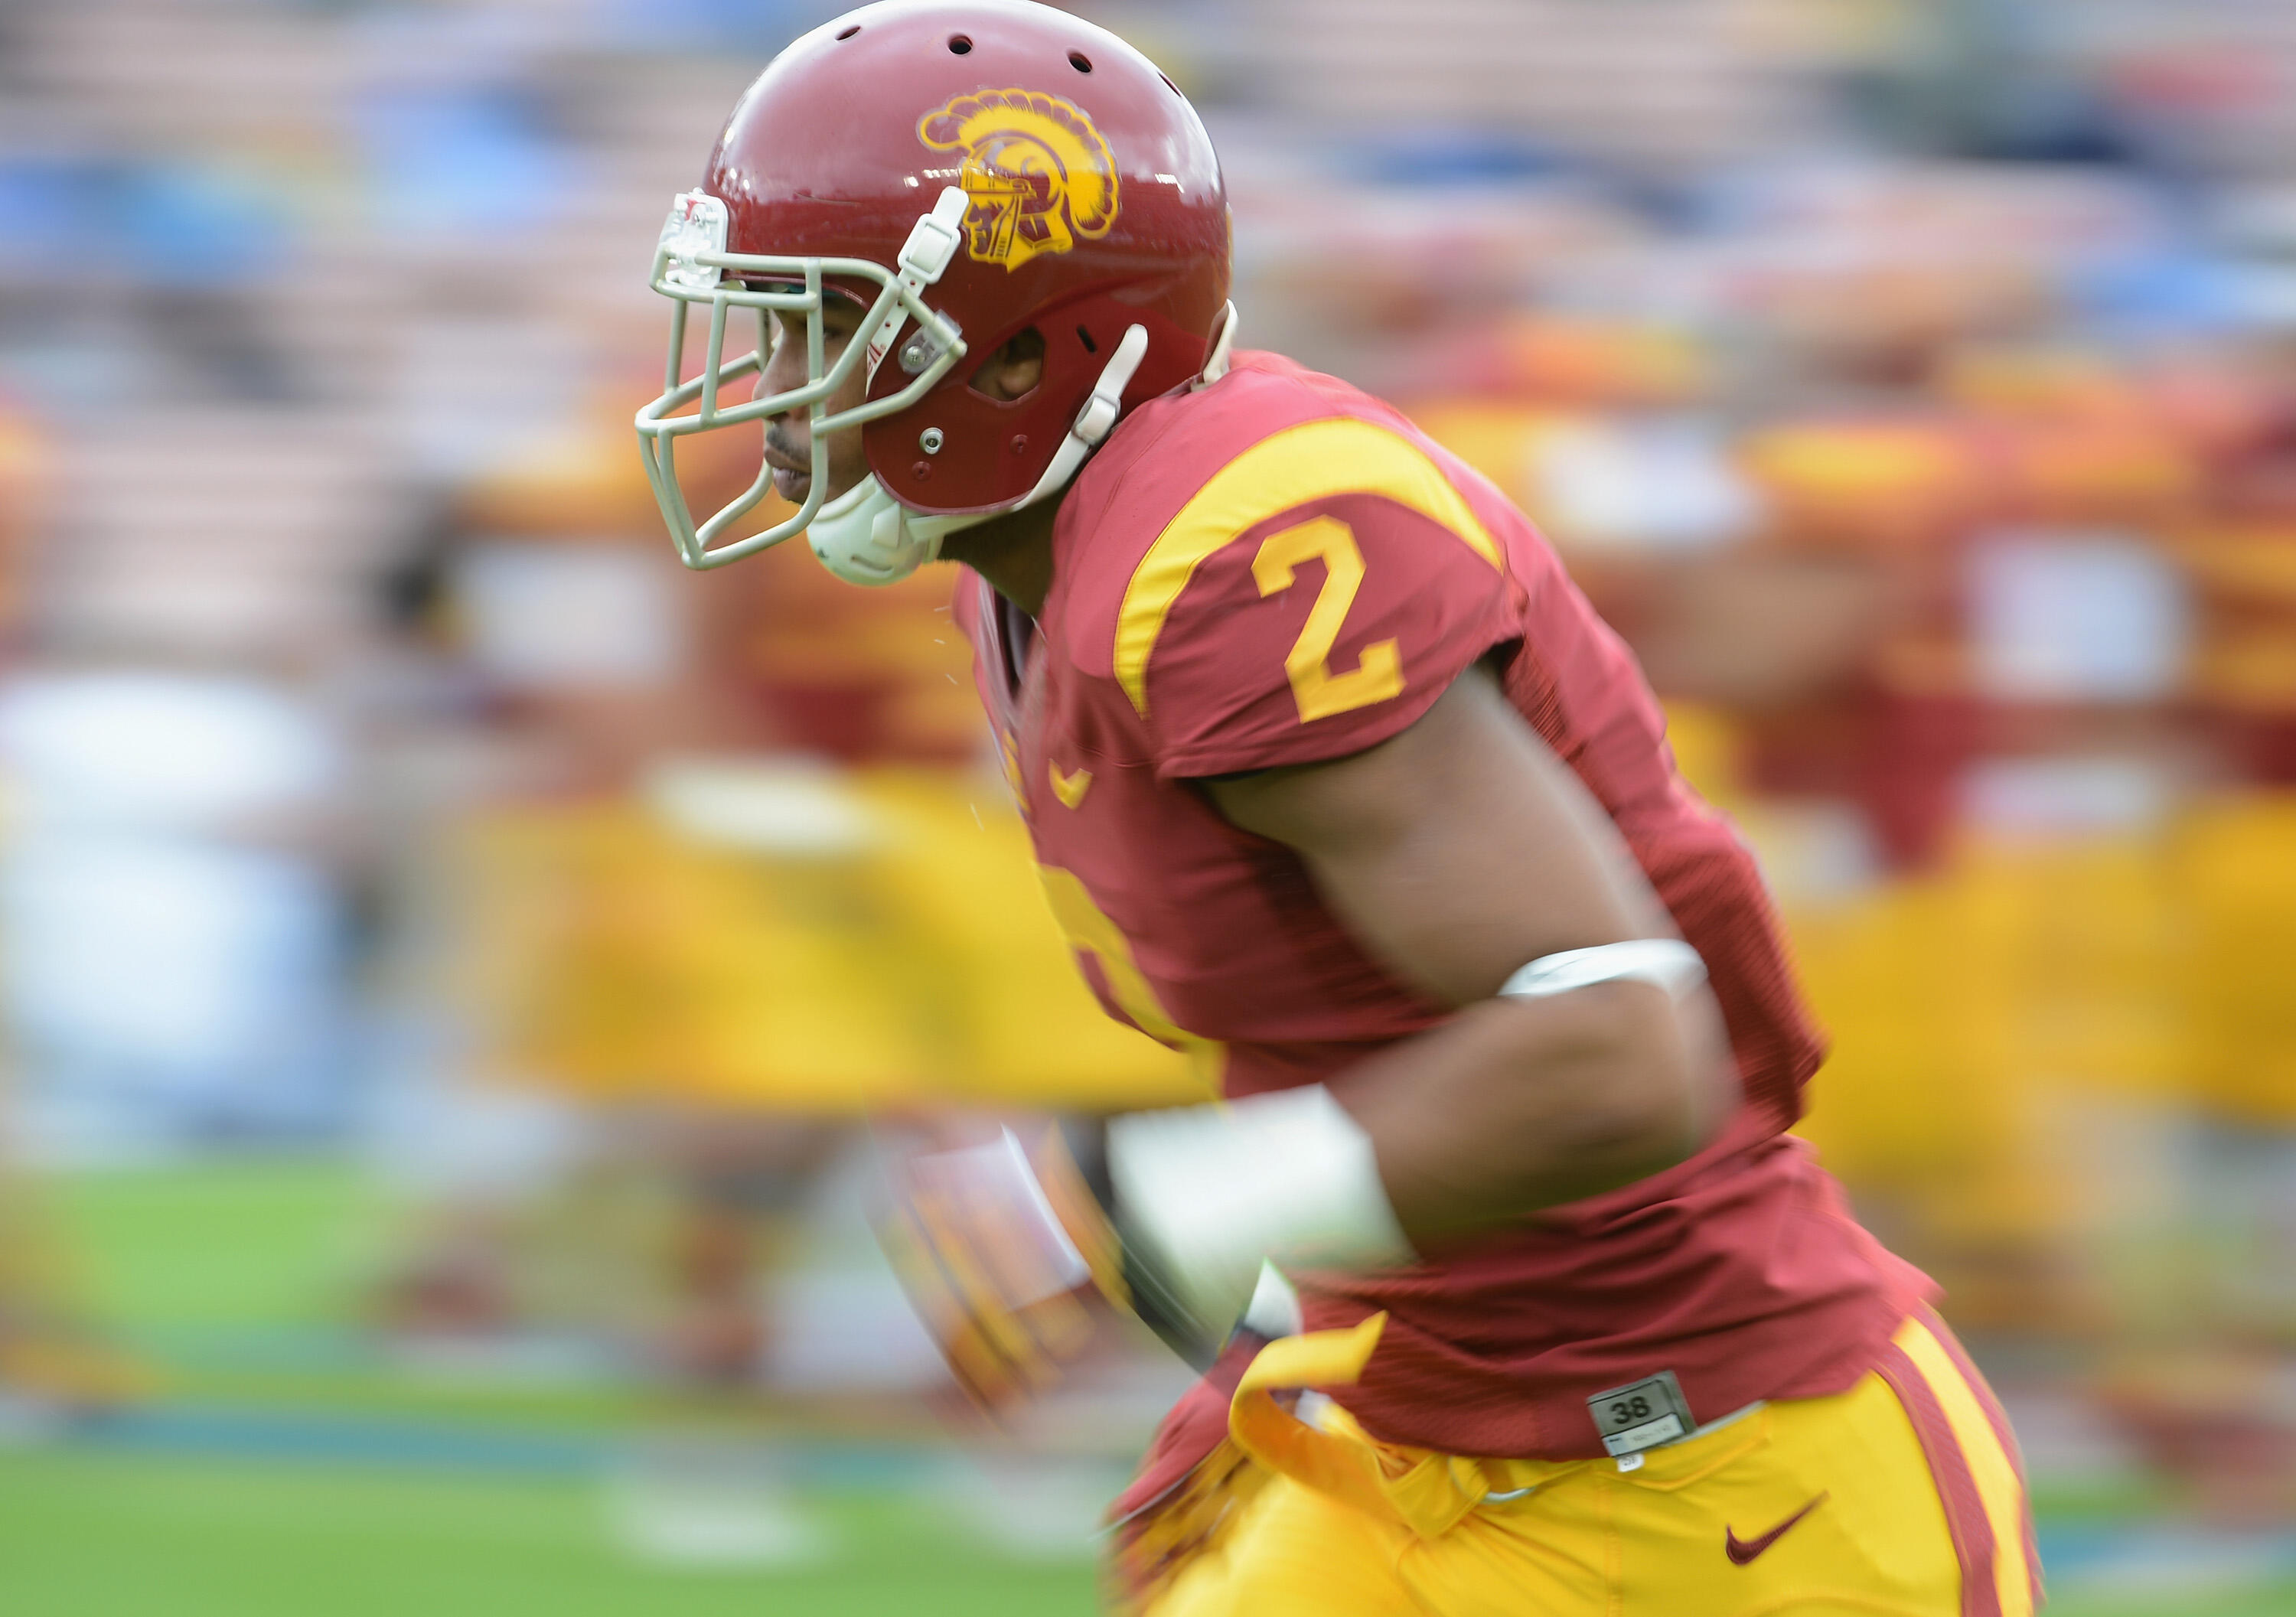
[2,1,2295,1611]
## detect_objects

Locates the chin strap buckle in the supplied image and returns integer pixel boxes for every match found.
[898,186,970,285]
[1076,323,1150,448]
[1071,374,1127,447]
[867,187,972,380]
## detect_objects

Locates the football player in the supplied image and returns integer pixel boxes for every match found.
[635,5,2040,1613]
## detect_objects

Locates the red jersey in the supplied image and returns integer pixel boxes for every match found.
[955,352,1932,1472]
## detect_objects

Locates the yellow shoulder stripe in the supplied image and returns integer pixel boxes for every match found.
[1113,417,1505,716]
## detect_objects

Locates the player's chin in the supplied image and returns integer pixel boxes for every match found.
[771,465,811,505]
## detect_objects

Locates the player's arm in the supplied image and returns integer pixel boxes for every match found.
[876,676,1731,1397]
[874,666,1732,1397]
[1200,661,1736,1247]
[883,468,1738,1391]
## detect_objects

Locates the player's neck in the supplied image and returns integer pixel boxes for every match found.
[941,494,1062,618]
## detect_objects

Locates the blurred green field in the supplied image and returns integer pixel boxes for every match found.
[0,1448,1094,1617]
[5,1158,2289,1617]
[6,1441,2295,1617]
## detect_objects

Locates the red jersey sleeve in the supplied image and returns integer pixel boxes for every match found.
[1116,465,1518,780]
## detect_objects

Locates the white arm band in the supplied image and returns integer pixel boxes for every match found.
[1106,1084,1412,1347]
[1499,938,1705,1002]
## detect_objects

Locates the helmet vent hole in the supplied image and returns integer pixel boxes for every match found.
[1076,324,1098,354]
[947,33,972,54]
[1159,71,1180,95]
[1068,51,1093,73]
[836,24,859,39]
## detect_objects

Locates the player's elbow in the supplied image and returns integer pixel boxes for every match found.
[1542,981,1724,1190]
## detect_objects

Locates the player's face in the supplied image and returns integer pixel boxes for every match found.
[757,294,872,508]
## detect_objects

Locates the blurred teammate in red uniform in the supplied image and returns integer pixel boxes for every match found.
[638,5,2040,1612]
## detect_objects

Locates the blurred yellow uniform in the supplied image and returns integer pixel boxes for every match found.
[1121,1311,2037,1617]
[452,772,1200,1113]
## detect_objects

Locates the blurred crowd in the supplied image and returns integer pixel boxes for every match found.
[2,0,2296,1559]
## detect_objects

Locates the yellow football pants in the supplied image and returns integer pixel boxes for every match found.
[1127,1312,2038,1617]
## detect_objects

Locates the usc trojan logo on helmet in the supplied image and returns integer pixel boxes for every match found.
[918,90,1120,271]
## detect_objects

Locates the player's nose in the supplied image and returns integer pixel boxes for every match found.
[755,335,809,409]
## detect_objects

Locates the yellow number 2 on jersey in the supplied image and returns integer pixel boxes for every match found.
[1251,516,1405,723]
[1038,866,1225,1096]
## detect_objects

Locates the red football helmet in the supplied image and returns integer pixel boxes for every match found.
[637,0,1232,582]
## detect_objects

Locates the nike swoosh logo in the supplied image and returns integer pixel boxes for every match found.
[1049,763,1093,809]
[1725,1492,1828,1566]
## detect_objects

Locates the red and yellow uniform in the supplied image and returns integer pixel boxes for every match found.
[956,353,2036,1615]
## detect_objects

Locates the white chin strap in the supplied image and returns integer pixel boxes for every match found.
[1194,300,1238,390]
[809,306,1234,588]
